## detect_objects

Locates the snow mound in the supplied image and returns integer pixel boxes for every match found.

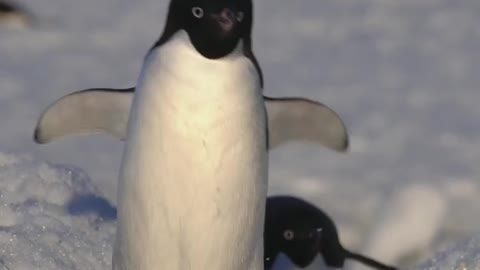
[352,183,447,270]
[415,235,480,270]
[0,152,115,270]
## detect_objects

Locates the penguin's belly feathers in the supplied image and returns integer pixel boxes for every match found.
[115,30,268,270]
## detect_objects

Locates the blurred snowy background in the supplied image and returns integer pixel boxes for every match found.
[1,0,480,269]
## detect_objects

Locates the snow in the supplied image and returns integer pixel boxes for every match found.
[351,184,448,270]
[415,236,480,270]
[0,153,475,270]
[0,152,114,270]
[1,0,480,269]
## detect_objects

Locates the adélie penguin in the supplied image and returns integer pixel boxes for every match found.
[265,196,397,270]
[114,0,266,269]
[0,1,32,29]
[33,88,349,151]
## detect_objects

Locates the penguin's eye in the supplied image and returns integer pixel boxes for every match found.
[236,12,244,22]
[192,7,204,19]
[283,230,294,240]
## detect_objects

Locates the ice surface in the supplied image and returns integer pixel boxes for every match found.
[1,0,480,269]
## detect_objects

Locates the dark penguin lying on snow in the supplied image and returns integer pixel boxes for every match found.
[265,196,397,270]
[0,1,32,29]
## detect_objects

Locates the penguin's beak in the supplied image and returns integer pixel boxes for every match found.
[211,8,241,34]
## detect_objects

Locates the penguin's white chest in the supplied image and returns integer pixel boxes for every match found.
[114,31,268,270]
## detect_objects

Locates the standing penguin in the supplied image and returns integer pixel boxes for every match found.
[265,196,397,270]
[114,0,267,269]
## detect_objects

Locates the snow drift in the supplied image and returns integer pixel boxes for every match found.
[0,152,114,270]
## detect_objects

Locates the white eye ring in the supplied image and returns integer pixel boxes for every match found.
[236,12,244,22]
[192,7,204,18]
[283,230,294,240]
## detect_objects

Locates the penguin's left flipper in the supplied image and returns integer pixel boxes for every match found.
[34,88,133,144]
[34,89,349,152]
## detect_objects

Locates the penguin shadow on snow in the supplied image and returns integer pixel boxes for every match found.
[67,194,117,221]
[66,194,397,270]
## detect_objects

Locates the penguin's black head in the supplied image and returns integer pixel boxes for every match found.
[157,0,253,59]
[264,196,347,269]
[273,220,322,268]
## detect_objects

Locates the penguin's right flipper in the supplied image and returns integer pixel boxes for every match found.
[265,96,349,152]
[34,88,134,144]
